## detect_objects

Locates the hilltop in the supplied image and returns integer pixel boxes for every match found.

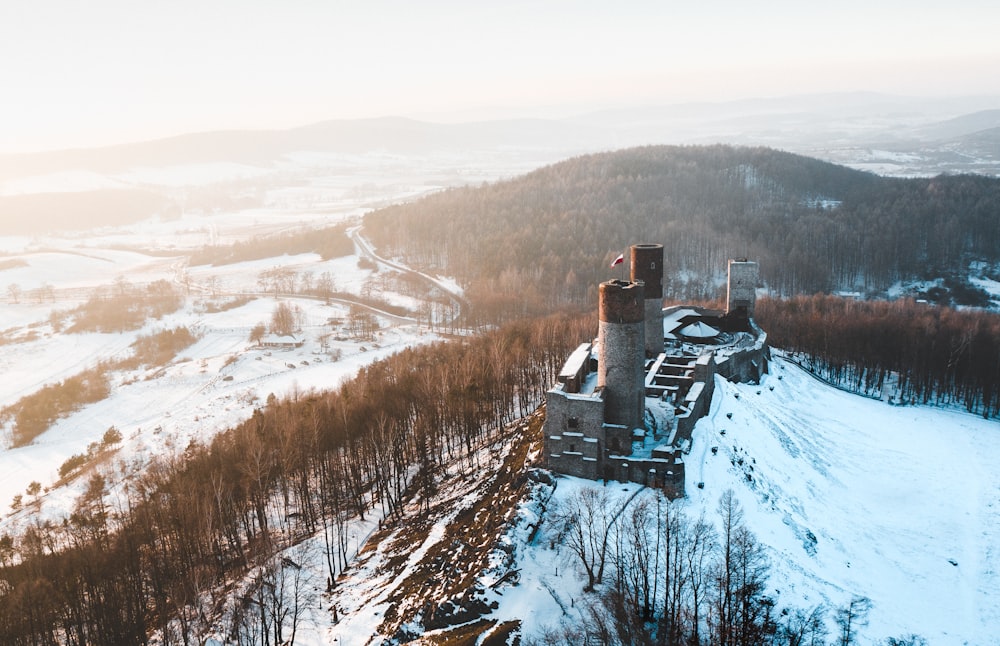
[364,145,1000,316]
[311,355,1000,644]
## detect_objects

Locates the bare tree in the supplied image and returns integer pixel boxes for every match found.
[257,267,296,298]
[709,490,773,646]
[781,605,828,646]
[316,272,335,304]
[685,512,716,644]
[270,302,296,337]
[6,283,21,304]
[250,322,267,345]
[835,596,872,646]
[554,486,615,591]
[881,634,927,646]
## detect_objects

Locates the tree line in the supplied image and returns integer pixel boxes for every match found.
[1,326,198,449]
[0,312,594,644]
[755,294,1000,417]
[57,279,184,334]
[0,189,171,236]
[187,225,353,267]
[363,145,1000,319]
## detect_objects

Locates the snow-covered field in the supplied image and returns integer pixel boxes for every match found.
[0,151,536,535]
[0,281,442,534]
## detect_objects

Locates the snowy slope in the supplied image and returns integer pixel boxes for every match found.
[261,354,1000,645]
[503,357,1000,644]
[682,359,1000,643]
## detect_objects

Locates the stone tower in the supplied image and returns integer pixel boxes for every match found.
[630,243,664,357]
[727,259,758,318]
[598,280,646,431]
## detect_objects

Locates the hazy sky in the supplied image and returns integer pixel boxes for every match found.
[2,0,999,153]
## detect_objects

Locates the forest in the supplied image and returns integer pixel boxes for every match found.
[361,143,1000,415]
[755,295,1000,417]
[0,313,593,644]
[61,279,184,334]
[364,145,1000,318]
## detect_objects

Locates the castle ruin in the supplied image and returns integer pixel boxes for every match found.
[544,250,768,497]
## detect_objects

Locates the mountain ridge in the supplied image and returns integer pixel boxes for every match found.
[4,92,1000,181]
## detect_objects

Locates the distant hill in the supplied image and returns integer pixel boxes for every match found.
[950,126,1000,160]
[4,93,1000,184]
[0,189,173,235]
[0,117,610,182]
[363,144,1000,319]
[911,109,1000,140]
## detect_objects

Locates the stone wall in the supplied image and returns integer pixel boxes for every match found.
[605,454,685,496]
[544,387,606,480]
[631,244,664,357]
[726,260,759,318]
[715,329,769,384]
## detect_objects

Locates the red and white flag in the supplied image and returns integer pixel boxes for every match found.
[610,253,625,268]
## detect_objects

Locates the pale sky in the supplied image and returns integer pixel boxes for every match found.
[1,0,999,153]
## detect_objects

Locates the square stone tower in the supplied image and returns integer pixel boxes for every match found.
[726,259,758,318]
[630,243,664,357]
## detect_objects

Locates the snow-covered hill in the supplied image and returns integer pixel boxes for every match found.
[682,358,999,643]
[494,358,1000,644]
[268,354,1000,645]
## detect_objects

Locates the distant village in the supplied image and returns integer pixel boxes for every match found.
[544,245,768,497]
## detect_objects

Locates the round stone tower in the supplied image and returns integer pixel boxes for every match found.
[598,279,646,430]
[630,243,664,357]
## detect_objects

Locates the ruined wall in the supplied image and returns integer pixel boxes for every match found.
[544,388,605,480]
[715,329,769,384]
[605,454,685,496]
